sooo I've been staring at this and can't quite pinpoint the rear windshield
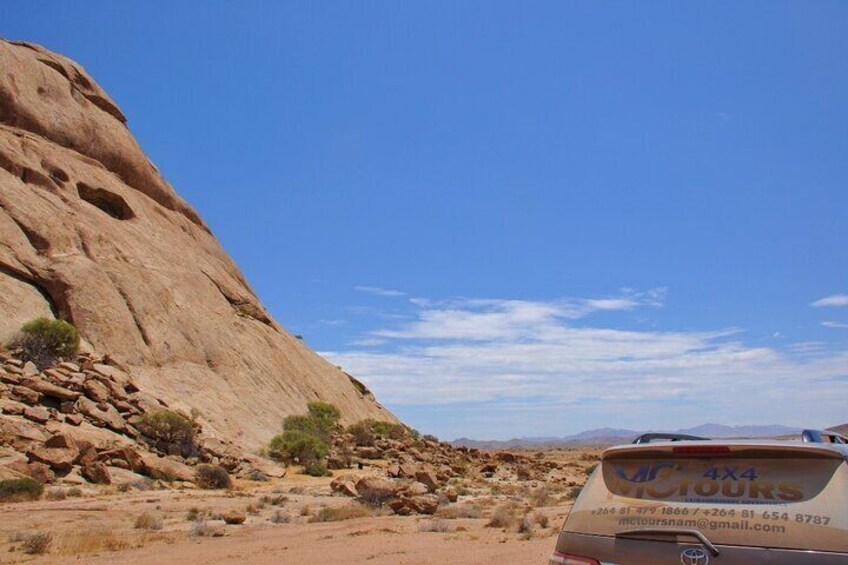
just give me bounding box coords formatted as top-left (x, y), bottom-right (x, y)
top-left (564, 451), bottom-right (848, 552)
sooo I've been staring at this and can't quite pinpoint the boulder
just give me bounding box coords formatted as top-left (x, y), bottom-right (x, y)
top-left (27, 461), bottom-right (55, 483)
top-left (98, 447), bottom-right (144, 472)
top-left (0, 39), bottom-right (399, 453)
top-left (139, 453), bottom-right (194, 482)
top-left (27, 442), bottom-right (80, 472)
top-left (330, 475), bottom-right (358, 497)
top-left (22, 378), bottom-right (80, 401)
top-left (223, 510), bottom-right (246, 525)
top-left (0, 398), bottom-right (26, 416)
top-left (355, 476), bottom-right (401, 503)
top-left (0, 416), bottom-right (48, 448)
top-left (83, 379), bottom-right (111, 403)
top-left (23, 406), bottom-right (50, 424)
top-left (75, 397), bottom-right (125, 431)
top-left (402, 494), bottom-right (440, 515)
top-left (415, 470), bottom-right (440, 492)
top-left (11, 385), bottom-right (40, 405)
top-left (81, 461), bottom-right (111, 484)
top-left (404, 481), bottom-right (430, 496)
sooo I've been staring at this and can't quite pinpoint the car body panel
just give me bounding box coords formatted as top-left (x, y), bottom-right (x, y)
top-left (554, 440), bottom-right (848, 564)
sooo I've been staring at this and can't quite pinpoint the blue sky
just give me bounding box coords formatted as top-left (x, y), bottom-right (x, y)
top-left (3, 2), bottom-right (847, 439)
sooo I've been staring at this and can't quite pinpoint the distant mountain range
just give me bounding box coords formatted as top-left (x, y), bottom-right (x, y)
top-left (451, 423), bottom-right (805, 449)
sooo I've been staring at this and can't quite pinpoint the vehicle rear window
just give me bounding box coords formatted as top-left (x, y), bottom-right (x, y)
top-left (563, 451), bottom-right (848, 552)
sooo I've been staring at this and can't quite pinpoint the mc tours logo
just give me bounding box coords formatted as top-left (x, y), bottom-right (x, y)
top-left (680, 547), bottom-right (709, 565)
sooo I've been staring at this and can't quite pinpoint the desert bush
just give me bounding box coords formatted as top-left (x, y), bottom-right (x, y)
top-left (8, 317), bottom-right (79, 370)
top-left (66, 487), bottom-right (83, 498)
top-left (186, 507), bottom-right (205, 521)
top-left (437, 503), bottom-right (482, 519)
top-left (0, 478), bottom-right (43, 502)
top-left (45, 488), bottom-right (66, 501)
top-left (22, 531), bottom-right (52, 555)
top-left (308, 503), bottom-right (371, 523)
top-left (419, 519), bottom-right (451, 533)
top-left (529, 486), bottom-right (554, 507)
top-left (269, 429), bottom-right (329, 463)
top-left (346, 419), bottom-right (410, 446)
top-left (486, 503), bottom-right (519, 529)
top-left (189, 520), bottom-right (222, 538)
top-left (347, 421), bottom-right (376, 447)
top-left (134, 512), bottom-right (163, 531)
top-left (306, 401), bottom-right (341, 433)
top-left (195, 464), bottom-right (231, 490)
top-left (270, 509), bottom-right (291, 524)
top-left (137, 410), bottom-right (197, 457)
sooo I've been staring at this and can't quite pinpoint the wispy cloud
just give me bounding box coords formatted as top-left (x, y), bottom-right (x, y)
top-left (355, 285), bottom-right (407, 298)
top-left (320, 289), bottom-right (848, 437)
top-left (822, 321), bottom-right (848, 329)
top-left (811, 294), bottom-right (848, 307)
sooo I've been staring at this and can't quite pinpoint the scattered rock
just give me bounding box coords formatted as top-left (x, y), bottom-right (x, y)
top-left (222, 510), bottom-right (246, 525)
top-left (23, 406), bottom-right (50, 424)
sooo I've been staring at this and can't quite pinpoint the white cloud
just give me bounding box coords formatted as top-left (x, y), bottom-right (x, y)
top-left (321, 291), bottom-right (848, 436)
top-left (355, 285), bottom-right (407, 298)
top-left (811, 294), bottom-right (848, 307)
top-left (822, 321), bottom-right (848, 329)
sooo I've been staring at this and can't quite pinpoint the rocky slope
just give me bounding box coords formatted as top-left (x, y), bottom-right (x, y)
top-left (0, 39), bottom-right (397, 450)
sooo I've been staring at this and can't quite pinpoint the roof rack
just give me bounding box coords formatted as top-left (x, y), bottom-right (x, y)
top-left (631, 433), bottom-right (707, 444)
top-left (802, 429), bottom-right (848, 445)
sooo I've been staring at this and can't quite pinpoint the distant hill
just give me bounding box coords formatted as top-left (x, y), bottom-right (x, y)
top-left (452, 423), bottom-right (803, 449)
top-left (827, 423), bottom-right (848, 436)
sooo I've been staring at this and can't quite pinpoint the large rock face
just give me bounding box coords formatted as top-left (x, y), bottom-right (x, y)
top-left (0, 39), bottom-right (397, 449)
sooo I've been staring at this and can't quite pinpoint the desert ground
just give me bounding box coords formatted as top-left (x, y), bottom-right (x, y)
top-left (0, 448), bottom-right (599, 564)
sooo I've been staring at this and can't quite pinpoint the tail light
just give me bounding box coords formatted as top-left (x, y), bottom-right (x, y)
top-left (549, 551), bottom-right (600, 565)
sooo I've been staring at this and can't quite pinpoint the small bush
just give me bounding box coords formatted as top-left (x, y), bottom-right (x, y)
top-left (566, 486), bottom-right (582, 500)
top-left (9, 318), bottom-right (79, 370)
top-left (22, 532), bottom-right (52, 555)
top-left (308, 504), bottom-right (371, 523)
top-left (419, 519), bottom-right (451, 533)
top-left (45, 488), bottom-right (66, 501)
top-left (529, 486), bottom-right (554, 507)
top-left (134, 512), bottom-right (163, 531)
top-left (437, 503), bottom-right (482, 519)
top-left (306, 401), bottom-right (341, 433)
top-left (270, 509), bottom-right (291, 524)
top-left (186, 507), bottom-right (205, 521)
top-left (0, 478), bottom-right (43, 502)
top-left (137, 410), bottom-right (197, 457)
top-left (268, 429), bottom-right (329, 465)
top-left (486, 503), bottom-right (519, 529)
top-left (189, 520), bottom-right (222, 538)
top-left (347, 421), bottom-right (376, 447)
top-left (195, 465), bottom-right (231, 490)
top-left (346, 419), bottom-right (410, 446)
top-left (66, 487), bottom-right (83, 498)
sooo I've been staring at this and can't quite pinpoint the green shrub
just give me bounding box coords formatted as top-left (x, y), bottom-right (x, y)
top-left (267, 402), bottom-right (342, 475)
top-left (195, 465), bottom-right (232, 489)
top-left (0, 478), bottom-right (43, 502)
top-left (268, 429), bottom-right (329, 465)
top-left (9, 318), bottom-right (79, 370)
top-left (307, 401), bottom-right (341, 432)
top-left (346, 419), bottom-right (410, 445)
top-left (137, 410), bottom-right (197, 457)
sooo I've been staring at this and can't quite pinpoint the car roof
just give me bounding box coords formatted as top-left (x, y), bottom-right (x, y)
top-left (603, 438), bottom-right (848, 460)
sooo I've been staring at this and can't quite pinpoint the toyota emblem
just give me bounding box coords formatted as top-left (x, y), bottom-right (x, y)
top-left (680, 547), bottom-right (709, 565)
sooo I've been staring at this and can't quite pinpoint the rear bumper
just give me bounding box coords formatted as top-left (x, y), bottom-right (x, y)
top-left (554, 531), bottom-right (848, 564)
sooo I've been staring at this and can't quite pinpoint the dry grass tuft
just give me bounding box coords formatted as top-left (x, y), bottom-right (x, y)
top-left (189, 520), bottom-right (224, 538)
top-left (134, 512), bottom-right (163, 531)
top-left (437, 503), bottom-right (482, 519)
top-left (486, 502), bottom-right (519, 529)
top-left (45, 488), bottom-right (67, 501)
top-left (308, 504), bottom-right (371, 523)
top-left (270, 509), bottom-right (291, 524)
top-left (22, 531), bottom-right (52, 555)
top-left (418, 519), bottom-right (451, 533)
